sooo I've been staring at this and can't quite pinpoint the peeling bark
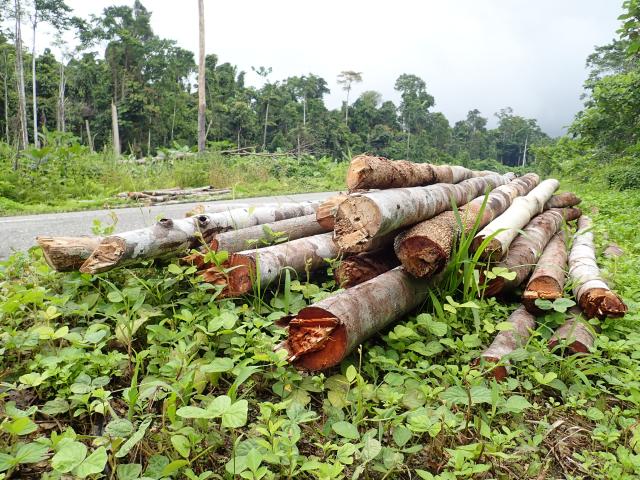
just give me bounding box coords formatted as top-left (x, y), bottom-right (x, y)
top-left (548, 308), bottom-right (595, 354)
top-left (395, 173), bottom-right (540, 278)
top-left (335, 173), bottom-right (515, 253)
top-left (345, 155), bottom-right (483, 191)
top-left (36, 236), bottom-right (102, 272)
top-left (476, 306), bottom-right (536, 381)
top-left (522, 231), bottom-right (567, 314)
top-left (568, 216), bottom-right (627, 319)
top-left (544, 192), bottom-right (581, 209)
top-left (484, 208), bottom-right (581, 297)
top-left (79, 203), bottom-right (318, 274)
top-left (275, 267), bottom-right (432, 371)
top-left (472, 179), bottom-right (559, 260)
top-left (334, 249), bottom-right (400, 288)
top-left (316, 194), bottom-right (348, 229)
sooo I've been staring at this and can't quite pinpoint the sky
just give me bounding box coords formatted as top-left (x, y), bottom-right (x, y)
top-left (53, 0), bottom-right (622, 137)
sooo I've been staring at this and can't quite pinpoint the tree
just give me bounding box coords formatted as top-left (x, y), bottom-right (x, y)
top-left (336, 70), bottom-right (362, 126)
top-left (394, 74), bottom-right (435, 158)
top-left (13, 0), bottom-right (28, 150)
top-left (252, 66), bottom-right (274, 151)
top-left (197, 0), bottom-right (205, 153)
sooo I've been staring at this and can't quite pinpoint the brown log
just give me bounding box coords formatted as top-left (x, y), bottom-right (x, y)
top-left (334, 249), bottom-right (400, 288)
top-left (544, 192), bottom-right (581, 209)
top-left (483, 207), bottom-right (581, 297)
top-left (316, 194), bottom-right (348, 230)
top-left (36, 236), bottom-right (102, 272)
top-left (522, 231), bottom-right (567, 314)
top-left (275, 267), bottom-right (432, 371)
top-left (568, 216), bottom-right (627, 319)
top-left (548, 308), bottom-right (595, 354)
top-left (394, 173), bottom-right (540, 278)
top-left (476, 306), bottom-right (536, 381)
top-left (335, 173), bottom-right (515, 253)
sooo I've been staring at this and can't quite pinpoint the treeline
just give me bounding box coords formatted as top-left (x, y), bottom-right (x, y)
top-left (0, 0), bottom-right (550, 165)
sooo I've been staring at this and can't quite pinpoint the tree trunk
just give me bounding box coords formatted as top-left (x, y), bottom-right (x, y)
top-left (3, 51), bottom-right (9, 144)
top-left (334, 249), bottom-right (399, 288)
top-left (346, 155), bottom-right (484, 191)
top-left (79, 203), bottom-right (319, 274)
top-left (568, 216), bottom-right (627, 319)
top-left (316, 193), bottom-right (348, 230)
top-left (475, 305), bottom-right (536, 381)
top-left (197, 0), bottom-right (206, 153)
top-left (14, 0), bottom-right (28, 150)
top-left (522, 231), bottom-right (567, 314)
top-left (334, 173), bottom-right (515, 253)
top-left (85, 119), bottom-right (94, 152)
top-left (544, 192), bottom-right (581, 209)
top-left (548, 307), bottom-right (595, 354)
top-left (472, 179), bottom-right (559, 260)
top-left (57, 62), bottom-right (66, 132)
top-left (31, 11), bottom-right (38, 148)
top-left (395, 173), bottom-right (540, 278)
top-left (262, 100), bottom-right (269, 151)
top-left (37, 236), bottom-right (102, 272)
top-left (111, 100), bottom-right (120, 156)
top-left (275, 267), bottom-right (431, 371)
top-left (483, 207), bottom-right (582, 297)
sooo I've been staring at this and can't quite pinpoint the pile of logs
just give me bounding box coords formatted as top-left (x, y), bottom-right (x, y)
top-left (116, 186), bottom-right (231, 205)
top-left (37, 154), bottom-right (627, 374)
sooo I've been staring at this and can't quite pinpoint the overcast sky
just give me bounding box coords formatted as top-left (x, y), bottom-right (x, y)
top-left (58, 0), bottom-right (622, 137)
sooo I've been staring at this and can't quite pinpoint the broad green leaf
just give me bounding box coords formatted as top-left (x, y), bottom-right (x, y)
top-left (41, 398), bottom-right (70, 416)
top-left (116, 418), bottom-right (152, 458)
top-left (105, 418), bottom-right (135, 438)
top-left (332, 421), bottom-right (359, 440)
top-left (245, 448), bottom-right (262, 472)
top-left (161, 459), bottom-right (189, 477)
top-left (222, 399), bottom-right (248, 428)
top-left (495, 321), bottom-right (514, 331)
top-left (117, 464), bottom-right (142, 480)
top-left (0, 453), bottom-right (16, 473)
top-left (207, 395), bottom-right (232, 417)
top-left (107, 291), bottom-right (124, 303)
top-left (360, 437), bottom-right (382, 462)
top-left (52, 441), bottom-right (87, 473)
top-left (74, 447), bottom-right (108, 478)
top-left (176, 406), bottom-right (211, 419)
top-left (201, 357), bottom-right (234, 373)
top-left (503, 395), bottom-right (532, 413)
top-left (2, 417), bottom-right (38, 436)
top-left (392, 426), bottom-right (412, 447)
top-left (171, 435), bottom-right (191, 458)
top-left (15, 443), bottom-right (49, 464)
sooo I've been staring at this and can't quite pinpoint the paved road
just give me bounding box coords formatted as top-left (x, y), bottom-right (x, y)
top-left (0, 191), bottom-right (335, 260)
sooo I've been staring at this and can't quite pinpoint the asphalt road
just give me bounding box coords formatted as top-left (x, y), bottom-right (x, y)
top-left (0, 191), bottom-right (335, 260)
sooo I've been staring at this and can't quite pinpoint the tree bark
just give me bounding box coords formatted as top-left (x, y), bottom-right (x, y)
top-left (37, 236), bottom-right (102, 272)
top-left (14, 0), bottom-right (29, 150)
top-left (472, 179), bottom-right (559, 260)
top-left (3, 50), bottom-right (9, 144)
top-left (475, 305), bottom-right (536, 381)
top-left (522, 231), bottom-right (567, 314)
top-left (85, 119), bottom-right (94, 152)
top-left (548, 307), bottom-right (595, 354)
top-left (395, 173), bottom-right (540, 278)
top-left (57, 62), bottom-right (66, 132)
top-left (197, 0), bottom-right (206, 153)
top-left (335, 173), bottom-right (515, 253)
top-left (346, 155), bottom-right (482, 191)
top-left (79, 203), bottom-right (318, 274)
top-left (275, 267), bottom-right (432, 371)
top-left (316, 193), bottom-right (348, 230)
top-left (544, 192), bottom-right (581, 209)
top-left (111, 100), bottom-right (120, 156)
top-left (334, 249), bottom-right (399, 288)
top-left (31, 9), bottom-right (38, 148)
top-left (568, 216), bottom-right (627, 319)
top-left (483, 207), bottom-right (581, 297)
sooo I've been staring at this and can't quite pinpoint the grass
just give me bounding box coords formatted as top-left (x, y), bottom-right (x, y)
top-left (0, 177), bottom-right (639, 479)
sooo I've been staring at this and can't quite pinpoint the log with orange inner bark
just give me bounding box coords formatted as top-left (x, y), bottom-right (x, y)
top-left (333, 249), bottom-right (400, 288)
top-left (483, 207), bottom-right (582, 297)
top-left (548, 307), bottom-right (595, 354)
top-left (522, 231), bottom-right (567, 314)
top-left (394, 173), bottom-right (540, 278)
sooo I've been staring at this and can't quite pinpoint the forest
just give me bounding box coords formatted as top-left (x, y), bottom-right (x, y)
top-left (0, 0), bottom-right (640, 479)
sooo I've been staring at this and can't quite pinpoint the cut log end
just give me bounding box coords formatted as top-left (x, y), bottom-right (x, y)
top-left (476, 357), bottom-right (508, 382)
top-left (316, 194), bottom-right (348, 230)
top-left (472, 236), bottom-right (502, 261)
top-left (200, 254), bottom-right (254, 297)
top-left (79, 237), bottom-right (127, 274)
top-left (549, 318), bottom-right (595, 354)
top-left (346, 155), bottom-right (375, 191)
top-left (522, 276), bottom-right (564, 314)
top-left (334, 196), bottom-right (382, 252)
top-left (484, 276), bottom-right (505, 298)
top-left (36, 236), bottom-right (102, 272)
top-left (334, 250), bottom-right (399, 288)
top-left (579, 288), bottom-right (627, 319)
top-left (395, 236), bottom-right (447, 278)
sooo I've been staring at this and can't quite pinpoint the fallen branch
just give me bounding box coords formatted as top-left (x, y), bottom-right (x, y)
top-left (568, 216), bottom-right (627, 319)
top-left (483, 207), bottom-right (581, 297)
top-left (472, 179), bottom-right (559, 260)
top-left (394, 173), bottom-right (540, 278)
top-left (335, 173), bottom-right (515, 253)
top-left (36, 236), bottom-right (103, 272)
top-left (548, 308), bottom-right (595, 354)
top-left (79, 203), bottom-right (318, 274)
top-left (476, 306), bottom-right (536, 381)
top-left (522, 231), bottom-right (567, 314)
top-left (334, 249), bottom-right (400, 288)
top-left (544, 192), bottom-right (581, 209)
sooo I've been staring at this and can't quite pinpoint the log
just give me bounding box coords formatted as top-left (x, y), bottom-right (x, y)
top-left (316, 194), bottom-right (348, 230)
top-left (275, 267), bottom-right (432, 371)
top-left (334, 173), bottom-right (515, 253)
top-left (334, 249), bottom-right (400, 288)
top-left (36, 236), bottom-right (103, 272)
top-left (548, 308), bottom-right (595, 354)
top-left (568, 216), bottom-right (627, 319)
top-left (79, 203), bottom-right (318, 274)
top-left (522, 231), bottom-right (567, 314)
top-left (483, 207), bottom-right (581, 297)
top-left (544, 192), bottom-right (581, 209)
top-left (394, 173), bottom-right (540, 278)
top-left (475, 306), bottom-right (536, 381)
top-left (472, 179), bottom-right (559, 260)
top-left (191, 200), bottom-right (320, 216)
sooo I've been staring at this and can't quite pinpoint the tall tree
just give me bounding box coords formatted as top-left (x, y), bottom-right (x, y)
top-left (13, 0), bottom-right (28, 150)
top-left (197, 0), bottom-right (205, 153)
top-left (337, 70), bottom-right (362, 126)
